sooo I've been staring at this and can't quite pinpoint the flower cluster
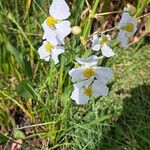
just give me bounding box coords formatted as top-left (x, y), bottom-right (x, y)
top-left (37, 1), bottom-right (138, 105)
top-left (68, 7), bottom-right (137, 104)
top-left (38, 0), bottom-right (71, 64)
top-left (69, 56), bottom-right (113, 105)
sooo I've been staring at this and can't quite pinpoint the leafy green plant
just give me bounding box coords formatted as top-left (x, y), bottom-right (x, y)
top-left (0, 0), bottom-right (150, 150)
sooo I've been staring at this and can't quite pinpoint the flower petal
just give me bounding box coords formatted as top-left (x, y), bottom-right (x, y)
top-left (118, 30), bottom-right (128, 48)
top-left (69, 68), bottom-right (85, 82)
top-left (79, 77), bottom-right (94, 87)
top-left (117, 12), bottom-right (131, 29)
top-left (91, 34), bottom-right (100, 51)
top-left (76, 55), bottom-right (101, 67)
top-left (42, 28), bottom-right (59, 45)
top-left (49, 0), bottom-right (70, 20)
top-left (93, 33), bottom-right (99, 41)
top-left (70, 77), bottom-right (94, 104)
top-left (42, 21), bottom-right (49, 32)
top-left (55, 20), bottom-right (71, 43)
top-left (101, 44), bottom-right (114, 57)
top-left (94, 67), bottom-right (113, 84)
top-left (51, 46), bottom-right (64, 64)
top-left (92, 43), bottom-right (100, 51)
top-left (123, 7), bottom-right (129, 12)
top-left (38, 42), bottom-right (50, 61)
top-left (51, 52), bottom-right (59, 64)
top-left (71, 85), bottom-right (89, 105)
top-left (92, 80), bottom-right (109, 97)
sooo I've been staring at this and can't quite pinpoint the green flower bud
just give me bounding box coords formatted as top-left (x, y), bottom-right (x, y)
top-left (129, 6), bottom-right (136, 16)
top-left (72, 26), bottom-right (82, 35)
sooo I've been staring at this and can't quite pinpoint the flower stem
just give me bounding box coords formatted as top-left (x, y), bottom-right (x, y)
top-left (82, 0), bottom-right (100, 39)
top-left (56, 55), bottom-right (64, 113)
top-left (94, 10), bottom-right (121, 18)
top-left (138, 12), bottom-right (150, 19)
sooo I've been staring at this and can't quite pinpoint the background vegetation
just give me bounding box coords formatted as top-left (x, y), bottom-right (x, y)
top-left (0, 0), bottom-right (150, 149)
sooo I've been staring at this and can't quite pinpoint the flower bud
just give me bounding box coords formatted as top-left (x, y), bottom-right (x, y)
top-left (129, 6), bottom-right (136, 16)
top-left (72, 26), bottom-right (82, 35)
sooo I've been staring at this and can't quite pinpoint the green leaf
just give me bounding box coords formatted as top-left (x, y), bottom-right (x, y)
top-left (17, 79), bottom-right (35, 99)
top-left (6, 42), bottom-right (25, 69)
top-left (24, 59), bottom-right (33, 79)
top-left (6, 42), bottom-right (32, 78)
top-left (2, 63), bottom-right (9, 76)
top-left (0, 133), bottom-right (8, 143)
top-left (13, 130), bottom-right (26, 139)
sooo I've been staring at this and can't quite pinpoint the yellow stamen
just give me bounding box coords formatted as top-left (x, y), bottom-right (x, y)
top-left (84, 86), bottom-right (93, 97)
top-left (124, 23), bottom-right (134, 32)
top-left (46, 16), bottom-right (58, 27)
top-left (44, 42), bottom-right (54, 52)
top-left (83, 68), bottom-right (95, 78)
top-left (101, 35), bottom-right (108, 45)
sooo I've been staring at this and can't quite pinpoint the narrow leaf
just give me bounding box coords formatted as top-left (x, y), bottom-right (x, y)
top-left (17, 79), bottom-right (35, 99)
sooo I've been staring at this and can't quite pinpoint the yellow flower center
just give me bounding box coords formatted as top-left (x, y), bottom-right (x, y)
top-left (44, 42), bottom-right (54, 52)
top-left (124, 23), bottom-right (134, 32)
top-left (84, 86), bottom-right (93, 97)
top-left (46, 16), bottom-right (58, 27)
top-left (101, 35), bottom-right (108, 45)
top-left (83, 68), bottom-right (95, 78)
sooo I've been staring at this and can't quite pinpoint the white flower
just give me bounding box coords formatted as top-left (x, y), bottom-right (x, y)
top-left (71, 77), bottom-right (109, 105)
top-left (69, 56), bottom-right (113, 105)
top-left (49, 0), bottom-right (70, 20)
top-left (38, 40), bottom-right (64, 64)
top-left (117, 7), bottom-right (137, 48)
top-left (91, 33), bottom-right (114, 57)
top-left (42, 0), bottom-right (71, 44)
top-left (69, 55), bottom-right (113, 84)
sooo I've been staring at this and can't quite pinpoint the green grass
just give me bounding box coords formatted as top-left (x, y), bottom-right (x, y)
top-left (0, 0), bottom-right (150, 149)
